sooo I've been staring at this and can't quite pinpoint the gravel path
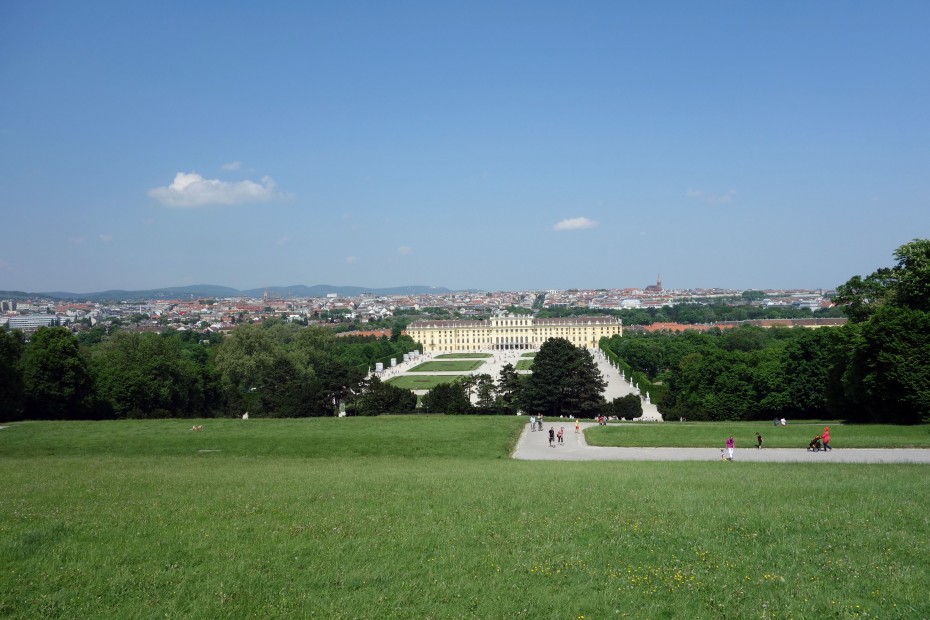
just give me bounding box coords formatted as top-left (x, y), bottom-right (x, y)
top-left (513, 422), bottom-right (930, 463)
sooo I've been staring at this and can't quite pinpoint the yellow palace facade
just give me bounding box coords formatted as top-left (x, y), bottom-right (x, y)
top-left (406, 315), bottom-right (623, 353)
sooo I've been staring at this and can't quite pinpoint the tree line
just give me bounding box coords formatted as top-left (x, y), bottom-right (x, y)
top-left (601, 239), bottom-right (930, 424)
top-left (538, 301), bottom-right (845, 325)
top-left (0, 321), bottom-right (421, 420)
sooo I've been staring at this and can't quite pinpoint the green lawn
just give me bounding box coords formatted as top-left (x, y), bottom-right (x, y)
top-left (520, 352), bottom-right (536, 358)
top-left (515, 359), bottom-right (534, 371)
top-left (433, 353), bottom-right (493, 359)
top-left (2, 418), bottom-right (929, 619)
top-left (585, 420), bottom-right (930, 449)
top-left (385, 374), bottom-right (466, 390)
top-left (409, 360), bottom-right (484, 372)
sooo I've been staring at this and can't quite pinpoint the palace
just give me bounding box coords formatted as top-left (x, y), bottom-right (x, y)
top-left (406, 315), bottom-right (622, 353)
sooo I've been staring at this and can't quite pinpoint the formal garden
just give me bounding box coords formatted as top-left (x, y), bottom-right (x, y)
top-left (408, 360), bottom-right (485, 372)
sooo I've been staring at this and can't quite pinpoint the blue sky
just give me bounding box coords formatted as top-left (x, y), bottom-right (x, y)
top-left (2, 1), bottom-right (928, 294)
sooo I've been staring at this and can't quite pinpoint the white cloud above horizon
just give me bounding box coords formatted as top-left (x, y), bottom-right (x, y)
top-left (222, 161), bottom-right (243, 171)
top-left (687, 189), bottom-right (737, 204)
top-left (148, 172), bottom-right (280, 207)
top-left (398, 246), bottom-right (413, 255)
top-left (553, 217), bottom-right (598, 231)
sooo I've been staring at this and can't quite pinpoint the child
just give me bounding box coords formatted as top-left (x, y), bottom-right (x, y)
top-left (755, 432), bottom-right (763, 449)
top-left (808, 435), bottom-right (822, 451)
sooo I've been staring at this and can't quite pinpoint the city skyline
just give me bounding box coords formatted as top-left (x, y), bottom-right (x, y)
top-left (2, 2), bottom-right (928, 293)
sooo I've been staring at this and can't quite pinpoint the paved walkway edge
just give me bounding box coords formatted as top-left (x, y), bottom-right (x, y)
top-left (512, 422), bottom-right (930, 463)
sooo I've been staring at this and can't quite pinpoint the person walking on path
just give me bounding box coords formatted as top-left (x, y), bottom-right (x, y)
top-left (548, 427), bottom-right (555, 448)
top-left (530, 415), bottom-right (536, 432)
top-left (726, 436), bottom-right (735, 461)
top-left (822, 426), bottom-right (832, 451)
top-left (755, 433), bottom-right (763, 449)
top-left (557, 427), bottom-right (564, 445)
top-left (575, 419), bottom-right (580, 433)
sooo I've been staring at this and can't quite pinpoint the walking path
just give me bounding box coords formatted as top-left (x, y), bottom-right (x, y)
top-left (513, 422), bottom-right (930, 463)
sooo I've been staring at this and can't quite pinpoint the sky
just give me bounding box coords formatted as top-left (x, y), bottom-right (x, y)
top-left (1, 1), bottom-right (928, 294)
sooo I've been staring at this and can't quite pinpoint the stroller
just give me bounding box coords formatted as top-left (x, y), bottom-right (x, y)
top-left (807, 435), bottom-right (822, 451)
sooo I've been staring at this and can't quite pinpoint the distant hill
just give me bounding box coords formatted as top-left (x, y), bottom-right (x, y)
top-left (240, 285), bottom-right (451, 298)
top-left (1, 284), bottom-right (451, 302)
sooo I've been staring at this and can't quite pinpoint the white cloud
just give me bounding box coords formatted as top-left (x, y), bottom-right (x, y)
top-left (553, 217), bottom-right (598, 231)
top-left (222, 161), bottom-right (243, 171)
top-left (346, 256), bottom-right (357, 264)
top-left (148, 172), bottom-right (280, 207)
top-left (398, 246), bottom-right (413, 255)
top-left (99, 234), bottom-right (113, 243)
top-left (687, 189), bottom-right (737, 204)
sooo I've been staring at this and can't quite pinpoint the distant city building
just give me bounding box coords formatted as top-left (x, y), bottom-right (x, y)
top-left (407, 315), bottom-right (622, 352)
top-left (6, 315), bottom-right (64, 332)
top-left (644, 273), bottom-right (663, 293)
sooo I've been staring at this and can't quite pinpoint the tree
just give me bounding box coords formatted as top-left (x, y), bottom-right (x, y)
top-left (495, 363), bottom-right (522, 415)
top-left (843, 305), bottom-right (930, 424)
top-left (354, 376), bottom-right (417, 416)
top-left (834, 270), bottom-right (895, 323)
top-left (474, 374), bottom-right (496, 412)
top-left (782, 328), bottom-right (845, 418)
top-left (20, 327), bottom-right (94, 419)
top-left (421, 381), bottom-right (473, 414)
top-left (891, 238), bottom-right (930, 311)
top-left (92, 332), bottom-right (210, 418)
top-left (521, 338), bottom-right (606, 418)
top-left (833, 239), bottom-right (930, 423)
top-left (0, 329), bottom-right (24, 420)
top-left (606, 393), bottom-right (642, 419)
top-left (214, 324), bottom-right (281, 393)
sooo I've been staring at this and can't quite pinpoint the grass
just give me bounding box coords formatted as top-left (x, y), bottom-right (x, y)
top-left (515, 359), bottom-right (534, 371)
top-left (2, 418), bottom-right (929, 619)
top-left (520, 352), bottom-right (536, 358)
top-left (409, 360), bottom-right (484, 372)
top-left (585, 420), bottom-right (930, 449)
top-left (433, 353), bottom-right (493, 359)
top-left (385, 375), bottom-right (466, 390)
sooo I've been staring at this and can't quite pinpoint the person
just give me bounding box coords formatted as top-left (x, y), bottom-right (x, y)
top-left (773, 417), bottom-right (778, 427)
top-left (780, 418), bottom-right (787, 426)
top-left (557, 427), bottom-right (564, 445)
top-left (755, 432), bottom-right (763, 449)
top-left (538, 414), bottom-right (544, 431)
top-left (530, 415), bottom-right (536, 432)
top-left (808, 435), bottom-right (822, 451)
top-left (575, 418), bottom-right (580, 433)
top-left (725, 436), bottom-right (735, 461)
top-left (822, 426), bottom-right (832, 451)
top-left (720, 449), bottom-right (727, 461)
top-left (548, 427), bottom-right (555, 448)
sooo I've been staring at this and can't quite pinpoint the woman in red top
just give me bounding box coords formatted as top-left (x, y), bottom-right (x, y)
top-left (822, 427), bottom-right (832, 451)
